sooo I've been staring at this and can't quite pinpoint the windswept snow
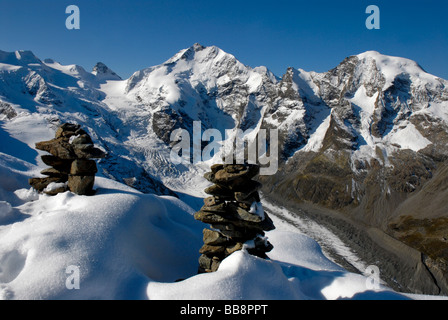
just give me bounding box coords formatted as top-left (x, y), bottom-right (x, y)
top-left (0, 148), bottom-right (415, 300)
top-left (386, 122), bottom-right (432, 152)
top-left (356, 51), bottom-right (439, 90)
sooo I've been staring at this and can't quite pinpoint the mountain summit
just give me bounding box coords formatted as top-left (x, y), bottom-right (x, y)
top-left (92, 62), bottom-right (122, 81)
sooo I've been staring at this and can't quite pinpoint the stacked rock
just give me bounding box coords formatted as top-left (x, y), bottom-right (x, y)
top-left (29, 123), bottom-right (106, 196)
top-left (194, 163), bottom-right (275, 273)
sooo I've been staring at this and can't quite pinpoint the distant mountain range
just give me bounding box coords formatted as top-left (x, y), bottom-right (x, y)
top-left (1, 44), bottom-right (447, 294)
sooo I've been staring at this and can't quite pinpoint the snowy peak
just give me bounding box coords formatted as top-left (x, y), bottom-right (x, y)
top-left (0, 50), bottom-right (42, 66)
top-left (123, 44), bottom-right (278, 135)
top-left (354, 51), bottom-right (445, 91)
top-left (92, 62), bottom-right (122, 81)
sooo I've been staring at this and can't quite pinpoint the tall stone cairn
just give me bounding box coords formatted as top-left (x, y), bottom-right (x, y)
top-left (29, 123), bottom-right (106, 196)
top-left (194, 163), bottom-right (275, 273)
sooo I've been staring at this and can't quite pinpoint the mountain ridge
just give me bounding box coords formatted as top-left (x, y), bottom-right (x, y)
top-left (1, 44), bottom-right (448, 294)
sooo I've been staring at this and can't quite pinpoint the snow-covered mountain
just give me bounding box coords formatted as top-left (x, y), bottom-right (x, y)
top-left (1, 44), bottom-right (448, 296)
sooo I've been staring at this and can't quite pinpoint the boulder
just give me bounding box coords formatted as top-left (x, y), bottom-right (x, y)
top-left (68, 175), bottom-right (95, 196)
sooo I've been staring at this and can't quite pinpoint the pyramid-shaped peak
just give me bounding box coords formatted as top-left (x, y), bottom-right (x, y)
top-left (192, 43), bottom-right (206, 51)
top-left (92, 62), bottom-right (122, 81)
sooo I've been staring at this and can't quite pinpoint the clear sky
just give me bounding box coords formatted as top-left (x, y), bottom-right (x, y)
top-left (0, 0), bottom-right (447, 80)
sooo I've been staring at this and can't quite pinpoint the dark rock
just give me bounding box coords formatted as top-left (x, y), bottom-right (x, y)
top-left (199, 244), bottom-right (226, 255)
top-left (232, 180), bottom-right (262, 194)
top-left (210, 164), bottom-right (224, 173)
top-left (41, 155), bottom-right (73, 173)
top-left (198, 255), bottom-right (221, 273)
top-left (55, 123), bottom-right (81, 139)
top-left (234, 190), bottom-right (260, 202)
top-left (228, 203), bottom-right (263, 223)
top-left (67, 175), bottom-right (95, 195)
top-left (214, 164), bottom-right (260, 183)
top-left (70, 159), bottom-right (98, 175)
top-left (204, 196), bottom-right (224, 207)
top-left (203, 228), bottom-right (230, 246)
top-left (29, 177), bottom-right (65, 192)
top-left (35, 138), bottom-right (76, 159)
top-left (40, 168), bottom-right (68, 178)
top-left (204, 184), bottom-right (233, 198)
top-left (194, 210), bottom-right (232, 225)
top-left (200, 202), bottom-right (228, 214)
top-left (72, 144), bottom-right (106, 159)
top-left (225, 242), bottom-right (244, 256)
top-left (71, 134), bottom-right (93, 145)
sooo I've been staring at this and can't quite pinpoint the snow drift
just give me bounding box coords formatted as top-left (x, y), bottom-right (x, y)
top-left (0, 149), bottom-right (413, 300)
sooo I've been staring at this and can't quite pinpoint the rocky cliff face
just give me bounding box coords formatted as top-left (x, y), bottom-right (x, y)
top-left (1, 45), bottom-right (448, 294)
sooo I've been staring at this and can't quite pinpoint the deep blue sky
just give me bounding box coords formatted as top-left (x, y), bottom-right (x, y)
top-left (1, 0), bottom-right (447, 79)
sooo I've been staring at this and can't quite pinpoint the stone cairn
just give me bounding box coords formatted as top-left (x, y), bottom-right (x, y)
top-left (29, 123), bottom-right (106, 196)
top-left (194, 163), bottom-right (275, 273)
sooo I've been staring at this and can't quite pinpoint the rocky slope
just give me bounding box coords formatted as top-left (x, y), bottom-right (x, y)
top-left (1, 45), bottom-right (448, 294)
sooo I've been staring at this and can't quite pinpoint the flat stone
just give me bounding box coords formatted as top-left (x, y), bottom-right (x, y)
top-left (223, 164), bottom-right (247, 173)
top-left (73, 144), bottom-right (106, 159)
top-left (29, 177), bottom-right (65, 192)
top-left (41, 156), bottom-right (73, 173)
top-left (214, 164), bottom-right (260, 183)
top-left (203, 196), bottom-right (224, 207)
top-left (225, 242), bottom-right (244, 256)
top-left (55, 123), bottom-right (81, 138)
top-left (204, 172), bottom-right (218, 184)
top-left (199, 244), bottom-right (226, 255)
top-left (40, 167), bottom-right (68, 178)
top-left (203, 228), bottom-right (230, 245)
top-left (194, 210), bottom-right (231, 225)
top-left (59, 123), bottom-right (81, 132)
top-left (71, 134), bottom-right (93, 145)
top-left (234, 191), bottom-right (260, 202)
top-left (200, 202), bottom-right (227, 214)
top-left (228, 203), bottom-right (263, 223)
top-left (35, 138), bottom-right (76, 159)
top-left (212, 224), bottom-right (263, 240)
top-left (204, 184), bottom-right (233, 198)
